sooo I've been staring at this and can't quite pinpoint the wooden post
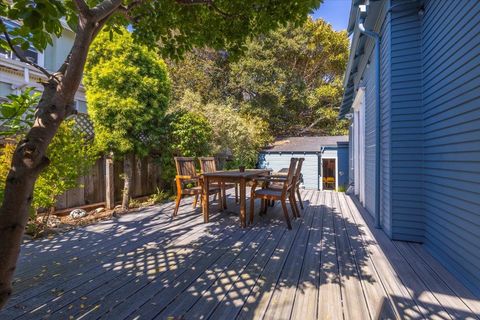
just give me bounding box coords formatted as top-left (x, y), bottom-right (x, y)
top-left (105, 155), bottom-right (115, 210)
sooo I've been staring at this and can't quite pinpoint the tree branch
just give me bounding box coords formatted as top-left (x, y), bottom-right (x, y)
top-left (91, 0), bottom-right (123, 22)
top-left (73, 0), bottom-right (92, 17)
top-left (0, 21), bottom-right (54, 80)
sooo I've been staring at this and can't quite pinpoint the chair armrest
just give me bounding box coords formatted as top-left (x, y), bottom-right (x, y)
top-left (176, 175), bottom-right (198, 180)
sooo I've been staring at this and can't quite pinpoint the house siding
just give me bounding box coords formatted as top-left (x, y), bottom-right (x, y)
top-left (389, 0), bottom-right (424, 242)
top-left (421, 0), bottom-right (480, 295)
top-left (259, 153), bottom-right (320, 189)
top-left (364, 55), bottom-right (377, 218)
top-left (380, 9), bottom-right (392, 236)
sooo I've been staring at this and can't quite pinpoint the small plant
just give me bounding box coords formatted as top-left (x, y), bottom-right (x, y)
top-left (337, 185), bottom-right (347, 193)
top-left (148, 188), bottom-right (171, 205)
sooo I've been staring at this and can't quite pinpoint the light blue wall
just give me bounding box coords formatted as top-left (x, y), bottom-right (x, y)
top-left (258, 153), bottom-right (319, 189)
top-left (420, 0), bottom-right (480, 296)
top-left (258, 147), bottom-right (350, 190)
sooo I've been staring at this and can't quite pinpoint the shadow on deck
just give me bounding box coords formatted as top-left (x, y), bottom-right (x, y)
top-left (2, 190), bottom-right (479, 320)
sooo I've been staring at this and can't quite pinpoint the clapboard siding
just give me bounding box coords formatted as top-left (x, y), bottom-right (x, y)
top-left (380, 13), bottom-right (392, 236)
top-left (389, 0), bottom-right (424, 242)
top-left (421, 0), bottom-right (480, 296)
top-left (363, 56), bottom-right (376, 218)
top-left (259, 153), bottom-right (319, 189)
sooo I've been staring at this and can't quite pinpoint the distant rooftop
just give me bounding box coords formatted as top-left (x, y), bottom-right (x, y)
top-left (262, 136), bottom-right (349, 152)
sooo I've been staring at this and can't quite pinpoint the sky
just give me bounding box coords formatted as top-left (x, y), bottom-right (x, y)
top-left (311, 0), bottom-right (351, 31)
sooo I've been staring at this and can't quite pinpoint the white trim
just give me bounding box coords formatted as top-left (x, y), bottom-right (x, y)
top-left (352, 87), bottom-right (366, 204)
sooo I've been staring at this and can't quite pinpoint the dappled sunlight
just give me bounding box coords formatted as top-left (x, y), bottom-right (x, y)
top-left (2, 190), bottom-right (479, 320)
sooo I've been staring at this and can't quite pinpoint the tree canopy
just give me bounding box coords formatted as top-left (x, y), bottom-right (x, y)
top-left (168, 18), bottom-right (349, 137)
top-left (84, 29), bottom-right (171, 157)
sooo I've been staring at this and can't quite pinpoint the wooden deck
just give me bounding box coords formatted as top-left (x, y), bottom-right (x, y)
top-left (2, 190), bottom-right (480, 319)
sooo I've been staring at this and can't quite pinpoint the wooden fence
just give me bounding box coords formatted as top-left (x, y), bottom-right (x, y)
top-left (56, 155), bottom-right (162, 210)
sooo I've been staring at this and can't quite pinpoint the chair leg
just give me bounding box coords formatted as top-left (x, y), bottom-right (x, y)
top-left (281, 199), bottom-right (292, 230)
top-left (262, 200), bottom-right (268, 215)
top-left (292, 192), bottom-right (301, 218)
top-left (289, 194), bottom-right (298, 218)
top-left (296, 188), bottom-right (304, 209)
top-left (173, 195), bottom-right (182, 217)
top-left (249, 195), bottom-right (256, 224)
top-left (193, 194), bottom-right (198, 208)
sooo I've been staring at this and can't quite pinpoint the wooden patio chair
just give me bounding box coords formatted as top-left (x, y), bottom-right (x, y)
top-left (173, 157), bottom-right (222, 217)
top-left (198, 157), bottom-right (239, 205)
top-left (249, 158), bottom-right (298, 229)
top-left (265, 158), bottom-right (305, 214)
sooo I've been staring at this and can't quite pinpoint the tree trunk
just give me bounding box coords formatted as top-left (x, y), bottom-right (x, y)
top-left (122, 155), bottom-right (132, 210)
top-left (0, 19), bottom-right (98, 310)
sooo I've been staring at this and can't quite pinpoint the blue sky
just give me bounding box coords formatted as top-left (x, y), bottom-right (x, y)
top-left (311, 0), bottom-right (351, 31)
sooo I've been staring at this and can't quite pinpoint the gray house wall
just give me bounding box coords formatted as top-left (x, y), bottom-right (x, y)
top-left (421, 0), bottom-right (480, 295)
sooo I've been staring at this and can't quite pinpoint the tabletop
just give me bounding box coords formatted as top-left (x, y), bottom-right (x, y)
top-left (202, 169), bottom-right (270, 179)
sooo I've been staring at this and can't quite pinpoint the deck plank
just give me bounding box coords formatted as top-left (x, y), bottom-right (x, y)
top-left (3, 199), bottom-right (205, 318)
top-left (408, 242), bottom-right (480, 317)
top-left (289, 191), bottom-right (325, 320)
top-left (331, 192), bottom-right (370, 320)
top-left (394, 241), bottom-right (479, 319)
top-left (336, 192), bottom-right (397, 320)
top-left (2, 190), bottom-right (479, 320)
top-left (236, 190), bottom-right (316, 320)
top-left (262, 191), bottom-right (319, 320)
top-left (344, 194), bottom-right (436, 319)
top-left (317, 191), bottom-right (343, 320)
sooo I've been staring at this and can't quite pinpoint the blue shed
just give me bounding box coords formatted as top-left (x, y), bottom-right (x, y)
top-left (258, 136), bottom-right (349, 190)
top-left (340, 0), bottom-right (480, 296)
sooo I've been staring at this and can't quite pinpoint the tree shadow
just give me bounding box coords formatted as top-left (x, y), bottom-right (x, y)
top-left (2, 190), bottom-right (478, 320)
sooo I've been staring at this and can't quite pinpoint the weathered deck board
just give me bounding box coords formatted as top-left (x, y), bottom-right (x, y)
top-left (2, 190), bottom-right (479, 320)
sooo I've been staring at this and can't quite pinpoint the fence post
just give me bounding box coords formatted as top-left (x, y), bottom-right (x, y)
top-left (105, 155), bottom-right (115, 210)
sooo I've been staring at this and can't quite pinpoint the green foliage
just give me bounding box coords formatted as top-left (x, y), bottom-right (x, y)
top-left (0, 0), bottom-right (321, 65)
top-left (147, 187), bottom-right (172, 205)
top-left (229, 18), bottom-right (350, 136)
top-left (32, 120), bottom-right (96, 211)
top-left (84, 29), bottom-right (171, 157)
top-left (169, 18), bottom-right (349, 137)
top-left (176, 90), bottom-right (272, 168)
top-left (0, 90), bottom-right (95, 212)
top-left (0, 88), bottom-right (40, 136)
top-left (169, 110), bottom-right (213, 158)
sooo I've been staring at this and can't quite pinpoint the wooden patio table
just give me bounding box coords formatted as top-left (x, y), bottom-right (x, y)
top-left (201, 169), bottom-right (271, 227)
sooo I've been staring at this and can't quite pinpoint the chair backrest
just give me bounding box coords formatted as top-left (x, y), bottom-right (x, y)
top-left (283, 158), bottom-right (298, 193)
top-left (174, 157), bottom-right (197, 178)
top-left (198, 157), bottom-right (217, 173)
top-left (293, 158), bottom-right (305, 186)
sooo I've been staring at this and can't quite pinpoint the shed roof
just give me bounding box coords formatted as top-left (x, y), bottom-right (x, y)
top-left (262, 136), bottom-right (349, 153)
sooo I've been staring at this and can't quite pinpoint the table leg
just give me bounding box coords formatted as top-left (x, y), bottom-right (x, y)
top-left (202, 176), bottom-right (210, 223)
top-left (222, 182), bottom-right (227, 209)
top-left (239, 178), bottom-right (246, 228)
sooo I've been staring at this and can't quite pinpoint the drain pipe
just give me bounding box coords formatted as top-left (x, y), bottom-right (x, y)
top-left (357, 4), bottom-right (382, 229)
